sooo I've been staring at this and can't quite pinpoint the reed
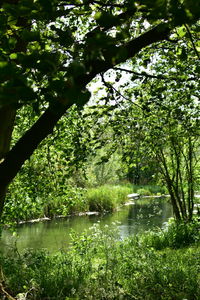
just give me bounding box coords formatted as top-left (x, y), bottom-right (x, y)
top-left (86, 184), bottom-right (133, 212)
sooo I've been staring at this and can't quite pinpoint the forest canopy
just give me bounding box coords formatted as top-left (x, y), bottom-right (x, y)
top-left (0, 0), bottom-right (199, 220)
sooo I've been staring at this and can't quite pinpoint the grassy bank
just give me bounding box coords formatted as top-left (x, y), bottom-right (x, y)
top-left (2, 184), bottom-right (134, 224)
top-left (86, 184), bottom-right (133, 212)
top-left (2, 183), bottom-right (168, 225)
top-left (0, 219), bottom-right (199, 299)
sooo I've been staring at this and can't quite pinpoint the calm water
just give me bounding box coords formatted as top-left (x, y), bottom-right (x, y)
top-left (0, 198), bottom-right (172, 253)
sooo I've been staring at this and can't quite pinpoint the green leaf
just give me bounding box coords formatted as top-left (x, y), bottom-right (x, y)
top-left (9, 53), bottom-right (18, 60)
top-left (177, 26), bottom-right (186, 38)
top-left (0, 61), bottom-right (8, 68)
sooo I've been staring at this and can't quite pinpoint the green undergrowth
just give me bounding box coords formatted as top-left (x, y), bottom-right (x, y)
top-left (2, 183), bottom-right (167, 225)
top-left (2, 184), bottom-right (133, 225)
top-left (0, 219), bottom-right (199, 299)
top-left (132, 184), bottom-right (167, 196)
top-left (140, 217), bottom-right (200, 249)
top-left (86, 184), bottom-right (133, 212)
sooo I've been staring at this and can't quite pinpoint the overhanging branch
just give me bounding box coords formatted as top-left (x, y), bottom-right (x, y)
top-left (0, 23), bottom-right (171, 187)
top-left (113, 67), bottom-right (199, 81)
top-left (184, 24), bottom-right (200, 60)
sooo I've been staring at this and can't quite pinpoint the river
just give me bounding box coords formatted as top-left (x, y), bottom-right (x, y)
top-left (0, 197), bottom-right (172, 253)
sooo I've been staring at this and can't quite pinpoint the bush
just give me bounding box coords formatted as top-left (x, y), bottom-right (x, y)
top-left (3, 186), bottom-right (88, 224)
top-left (0, 221), bottom-right (199, 300)
top-left (132, 184), bottom-right (167, 195)
top-left (44, 187), bottom-right (88, 217)
top-left (137, 188), bottom-right (152, 196)
top-left (139, 217), bottom-right (200, 250)
top-left (3, 184), bottom-right (132, 224)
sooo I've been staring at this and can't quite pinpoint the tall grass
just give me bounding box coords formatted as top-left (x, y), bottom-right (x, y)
top-left (86, 184), bottom-right (133, 212)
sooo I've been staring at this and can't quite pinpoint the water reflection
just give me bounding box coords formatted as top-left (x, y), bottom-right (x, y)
top-left (119, 199), bottom-right (172, 238)
top-left (0, 198), bottom-right (173, 253)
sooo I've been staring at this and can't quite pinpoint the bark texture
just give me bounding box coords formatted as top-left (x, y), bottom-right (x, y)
top-left (0, 106), bottom-right (16, 160)
top-left (0, 105), bottom-right (16, 218)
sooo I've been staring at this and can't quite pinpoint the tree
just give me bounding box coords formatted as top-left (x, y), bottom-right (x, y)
top-left (0, 0), bottom-right (199, 219)
top-left (132, 24), bottom-right (200, 221)
top-left (93, 43), bottom-right (200, 221)
top-left (140, 91), bottom-right (200, 221)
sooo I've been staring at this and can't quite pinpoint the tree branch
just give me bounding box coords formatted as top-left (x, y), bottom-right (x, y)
top-left (113, 67), bottom-right (199, 81)
top-left (86, 23), bottom-right (170, 80)
top-left (113, 67), bottom-right (169, 80)
top-left (100, 73), bottom-right (142, 109)
top-left (0, 282), bottom-right (16, 300)
top-left (0, 23), bottom-right (171, 188)
top-left (91, 0), bottom-right (126, 8)
top-left (59, 0), bottom-right (126, 8)
top-left (184, 24), bottom-right (200, 60)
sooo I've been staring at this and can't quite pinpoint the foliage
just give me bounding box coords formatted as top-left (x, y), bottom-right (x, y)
top-left (0, 221), bottom-right (199, 299)
top-left (137, 217), bottom-right (200, 249)
top-left (2, 186), bottom-right (88, 225)
top-left (136, 188), bottom-right (152, 196)
top-left (2, 184), bottom-right (133, 224)
top-left (87, 39), bottom-right (200, 220)
top-left (0, 0), bottom-right (199, 220)
top-left (86, 184), bottom-right (132, 212)
top-left (2, 103), bottom-right (134, 224)
top-left (133, 185), bottom-right (167, 195)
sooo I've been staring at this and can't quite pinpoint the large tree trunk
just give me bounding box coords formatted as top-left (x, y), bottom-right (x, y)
top-left (0, 105), bottom-right (16, 160)
top-left (0, 10), bottom-right (28, 219)
top-left (0, 103), bottom-right (66, 218)
top-left (0, 106), bottom-right (16, 219)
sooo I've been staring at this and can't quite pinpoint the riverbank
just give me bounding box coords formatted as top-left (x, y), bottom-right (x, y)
top-left (1, 196), bottom-right (173, 253)
top-left (2, 184), bottom-right (166, 226)
top-left (0, 218), bottom-right (199, 299)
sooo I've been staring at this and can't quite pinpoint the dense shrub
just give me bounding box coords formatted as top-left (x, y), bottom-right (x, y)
top-left (2, 185), bottom-right (88, 224)
top-left (139, 217), bottom-right (200, 249)
top-left (133, 185), bottom-right (167, 196)
top-left (0, 220), bottom-right (199, 300)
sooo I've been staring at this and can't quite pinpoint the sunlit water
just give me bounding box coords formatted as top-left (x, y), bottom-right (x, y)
top-left (0, 198), bottom-right (172, 253)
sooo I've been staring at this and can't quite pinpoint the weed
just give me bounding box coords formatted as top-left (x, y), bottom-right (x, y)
top-left (0, 220), bottom-right (199, 300)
